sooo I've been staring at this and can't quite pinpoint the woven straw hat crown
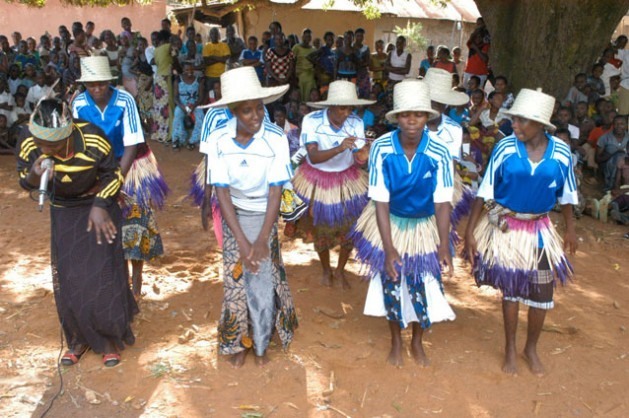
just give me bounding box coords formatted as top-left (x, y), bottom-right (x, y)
top-left (505, 88), bottom-right (556, 130)
top-left (76, 56), bottom-right (116, 83)
top-left (307, 80), bottom-right (375, 108)
top-left (202, 67), bottom-right (289, 108)
top-left (424, 68), bottom-right (469, 106)
top-left (386, 80), bottom-right (439, 122)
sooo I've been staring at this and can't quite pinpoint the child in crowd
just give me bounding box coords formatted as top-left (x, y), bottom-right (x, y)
top-left (564, 73), bottom-right (588, 107)
top-left (10, 92), bottom-right (30, 126)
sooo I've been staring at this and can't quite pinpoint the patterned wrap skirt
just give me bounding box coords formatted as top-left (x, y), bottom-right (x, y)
top-left (350, 203), bottom-right (456, 328)
top-left (217, 210), bottom-right (298, 356)
top-left (51, 203), bottom-right (138, 353)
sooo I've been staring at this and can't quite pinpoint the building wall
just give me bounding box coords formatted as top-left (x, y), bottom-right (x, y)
top-left (0, 0), bottom-right (165, 40)
top-left (242, 6), bottom-right (475, 75)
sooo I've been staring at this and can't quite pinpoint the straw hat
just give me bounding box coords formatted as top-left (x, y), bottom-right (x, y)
top-left (424, 68), bottom-right (469, 106)
top-left (76, 56), bottom-right (116, 83)
top-left (202, 67), bottom-right (289, 108)
top-left (504, 88), bottom-right (556, 130)
top-left (385, 80), bottom-right (439, 122)
top-left (307, 80), bottom-right (375, 108)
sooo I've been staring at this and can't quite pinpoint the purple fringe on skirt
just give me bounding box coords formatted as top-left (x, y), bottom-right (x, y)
top-left (301, 192), bottom-right (369, 227)
top-left (350, 227), bottom-right (442, 283)
top-left (451, 185), bottom-right (475, 229)
top-left (189, 170), bottom-right (206, 207)
top-left (473, 254), bottom-right (574, 298)
top-left (121, 175), bottom-right (169, 218)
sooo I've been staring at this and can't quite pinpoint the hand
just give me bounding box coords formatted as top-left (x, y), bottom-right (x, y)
top-left (438, 243), bottom-right (454, 277)
top-left (463, 230), bottom-right (478, 268)
top-left (87, 206), bottom-right (117, 245)
top-left (339, 136), bottom-right (357, 152)
top-left (237, 239), bottom-right (255, 272)
top-left (384, 247), bottom-right (402, 281)
top-left (563, 228), bottom-right (578, 255)
top-left (248, 238), bottom-right (270, 274)
top-left (201, 194), bottom-right (212, 231)
top-left (31, 155), bottom-right (54, 179)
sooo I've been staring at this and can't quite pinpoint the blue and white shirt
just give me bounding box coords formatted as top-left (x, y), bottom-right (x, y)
top-left (369, 130), bottom-right (454, 218)
top-left (72, 87), bottom-right (144, 159)
top-left (477, 134), bottom-right (578, 214)
top-left (426, 114), bottom-right (463, 160)
top-left (206, 118), bottom-right (292, 212)
top-left (301, 109), bottom-right (365, 172)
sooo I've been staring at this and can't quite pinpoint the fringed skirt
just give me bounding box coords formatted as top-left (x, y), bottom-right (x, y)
top-left (350, 203), bottom-right (456, 328)
top-left (451, 172), bottom-right (475, 231)
top-left (189, 157), bottom-right (223, 247)
top-left (292, 162), bottom-right (368, 252)
top-left (473, 208), bottom-right (573, 309)
top-left (51, 204), bottom-right (138, 353)
top-left (121, 144), bottom-right (168, 261)
top-left (217, 211), bottom-right (298, 356)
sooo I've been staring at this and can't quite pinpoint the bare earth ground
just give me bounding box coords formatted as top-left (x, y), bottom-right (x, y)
top-left (0, 144), bottom-right (628, 418)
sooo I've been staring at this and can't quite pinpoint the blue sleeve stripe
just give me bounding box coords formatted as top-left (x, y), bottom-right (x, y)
top-left (212, 183), bottom-right (230, 188)
top-left (269, 180), bottom-right (289, 187)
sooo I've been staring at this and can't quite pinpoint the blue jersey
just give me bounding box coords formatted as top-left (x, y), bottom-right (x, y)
top-left (72, 87), bottom-right (144, 159)
top-left (199, 106), bottom-right (271, 155)
top-left (477, 134), bottom-right (578, 214)
top-left (369, 129), bottom-right (453, 218)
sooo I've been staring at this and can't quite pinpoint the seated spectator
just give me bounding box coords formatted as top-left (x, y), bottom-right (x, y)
top-left (452, 46), bottom-right (466, 86)
top-left (25, 70), bottom-right (52, 111)
top-left (457, 130), bottom-right (482, 190)
top-left (555, 106), bottom-right (580, 141)
top-left (9, 92), bottom-right (30, 126)
top-left (7, 64), bottom-right (22, 95)
top-left (433, 46), bottom-right (456, 74)
top-left (470, 91), bottom-right (510, 130)
top-left (597, 115), bottom-right (628, 191)
top-left (466, 75), bottom-right (481, 95)
top-left (492, 75), bottom-right (514, 109)
top-left (239, 36), bottom-right (264, 82)
top-left (0, 77), bottom-right (14, 123)
top-left (21, 63), bottom-right (37, 89)
top-left (14, 40), bottom-right (39, 72)
top-left (0, 114), bottom-right (12, 155)
top-left (354, 105), bottom-right (375, 131)
top-left (564, 73), bottom-right (588, 107)
top-left (609, 189), bottom-right (629, 225)
top-left (469, 88), bottom-right (486, 113)
top-left (583, 109), bottom-right (616, 172)
top-left (447, 100), bottom-right (471, 126)
top-left (574, 101), bottom-right (591, 126)
top-left (588, 63), bottom-right (605, 100)
top-left (208, 81), bottom-right (221, 104)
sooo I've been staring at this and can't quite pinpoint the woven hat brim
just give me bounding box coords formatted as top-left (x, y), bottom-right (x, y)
top-left (200, 84), bottom-right (289, 109)
top-left (306, 98), bottom-right (376, 109)
top-left (430, 90), bottom-right (469, 106)
top-left (503, 109), bottom-right (557, 131)
top-left (385, 107), bottom-right (440, 123)
top-left (76, 74), bottom-right (118, 83)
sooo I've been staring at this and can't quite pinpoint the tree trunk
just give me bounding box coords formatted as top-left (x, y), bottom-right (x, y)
top-left (474, 0), bottom-right (629, 99)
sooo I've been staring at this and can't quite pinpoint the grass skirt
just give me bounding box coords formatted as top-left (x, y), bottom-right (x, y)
top-left (292, 162), bottom-right (368, 228)
top-left (473, 212), bottom-right (573, 298)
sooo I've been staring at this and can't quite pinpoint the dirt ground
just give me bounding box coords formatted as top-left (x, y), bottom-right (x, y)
top-left (0, 143), bottom-right (628, 418)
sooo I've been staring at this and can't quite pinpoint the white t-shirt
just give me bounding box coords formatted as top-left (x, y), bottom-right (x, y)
top-left (617, 49), bottom-right (629, 90)
top-left (301, 109), bottom-right (365, 172)
top-left (145, 46), bottom-right (157, 77)
top-left (206, 118), bottom-right (292, 212)
top-left (427, 114), bottom-right (463, 160)
top-left (9, 105), bottom-right (30, 125)
top-left (479, 108), bottom-right (511, 129)
top-left (26, 84), bottom-right (52, 110)
top-left (0, 91), bottom-right (15, 122)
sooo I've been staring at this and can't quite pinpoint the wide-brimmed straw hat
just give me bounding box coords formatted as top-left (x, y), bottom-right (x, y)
top-left (504, 88), bottom-right (556, 131)
top-left (202, 67), bottom-right (289, 108)
top-left (76, 56), bottom-right (117, 83)
top-left (307, 80), bottom-right (375, 108)
top-left (424, 68), bottom-right (469, 106)
top-left (385, 80), bottom-right (439, 122)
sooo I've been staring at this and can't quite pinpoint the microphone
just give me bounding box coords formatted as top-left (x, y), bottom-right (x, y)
top-left (38, 159), bottom-right (53, 212)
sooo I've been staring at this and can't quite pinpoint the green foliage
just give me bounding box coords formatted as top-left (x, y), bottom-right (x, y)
top-left (393, 20), bottom-right (427, 52)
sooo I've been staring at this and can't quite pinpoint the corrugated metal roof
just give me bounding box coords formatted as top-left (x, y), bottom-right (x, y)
top-left (300, 0), bottom-right (480, 22)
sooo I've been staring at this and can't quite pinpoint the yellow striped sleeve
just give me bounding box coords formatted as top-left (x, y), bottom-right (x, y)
top-left (19, 138), bottom-right (36, 161)
top-left (97, 169), bottom-right (124, 199)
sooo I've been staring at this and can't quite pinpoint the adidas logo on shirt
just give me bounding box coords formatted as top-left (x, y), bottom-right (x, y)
top-left (423, 171), bottom-right (432, 179)
top-left (240, 160), bottom-right (248, 167)
top-left (61, 174), bottom-right (72, 183)
top-left (548, 180), bottom-right (557, 188)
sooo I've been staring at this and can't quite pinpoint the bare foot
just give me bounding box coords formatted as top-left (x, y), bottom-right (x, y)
top-left (502, 348), bottom-right (518, 375)
top-left (387, 343), bottom-right (404, 367)
top-left (334, 269), bottom-right (351, 289)
top-left (522, 348), bottom-right (545, 377)
top-left (320, 270), bottom-right (333, 287)
top-left (254, 353), bottom-right (270, 367)
top-left (228, 350), bottom-right (248, 368)
top-left (410, 340), bottom-right (430, 367)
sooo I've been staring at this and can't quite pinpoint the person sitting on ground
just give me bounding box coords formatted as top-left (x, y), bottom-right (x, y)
top-left (471, 91), bottom-right (510, 131)
top-left (493, 75), bottom-right (514, 109)
top-left (564, 73), bottom-right (588, 108)
top-left (9, 92), bottom-right (31, 127)
top-left (554, 106), bottom-right (580, 142)
top-left (25, 70), bottom-right (52, 111)
top-left (14, 40), bottom-right (39, 72)
top-left (597, 114), bottom-right (629, 191)
top-left (466, 75), bottom-right (481, 96)
top-left (0, 114), bottom-right (13, 155)
top-left (588, 63), bottom-right (606, 101)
